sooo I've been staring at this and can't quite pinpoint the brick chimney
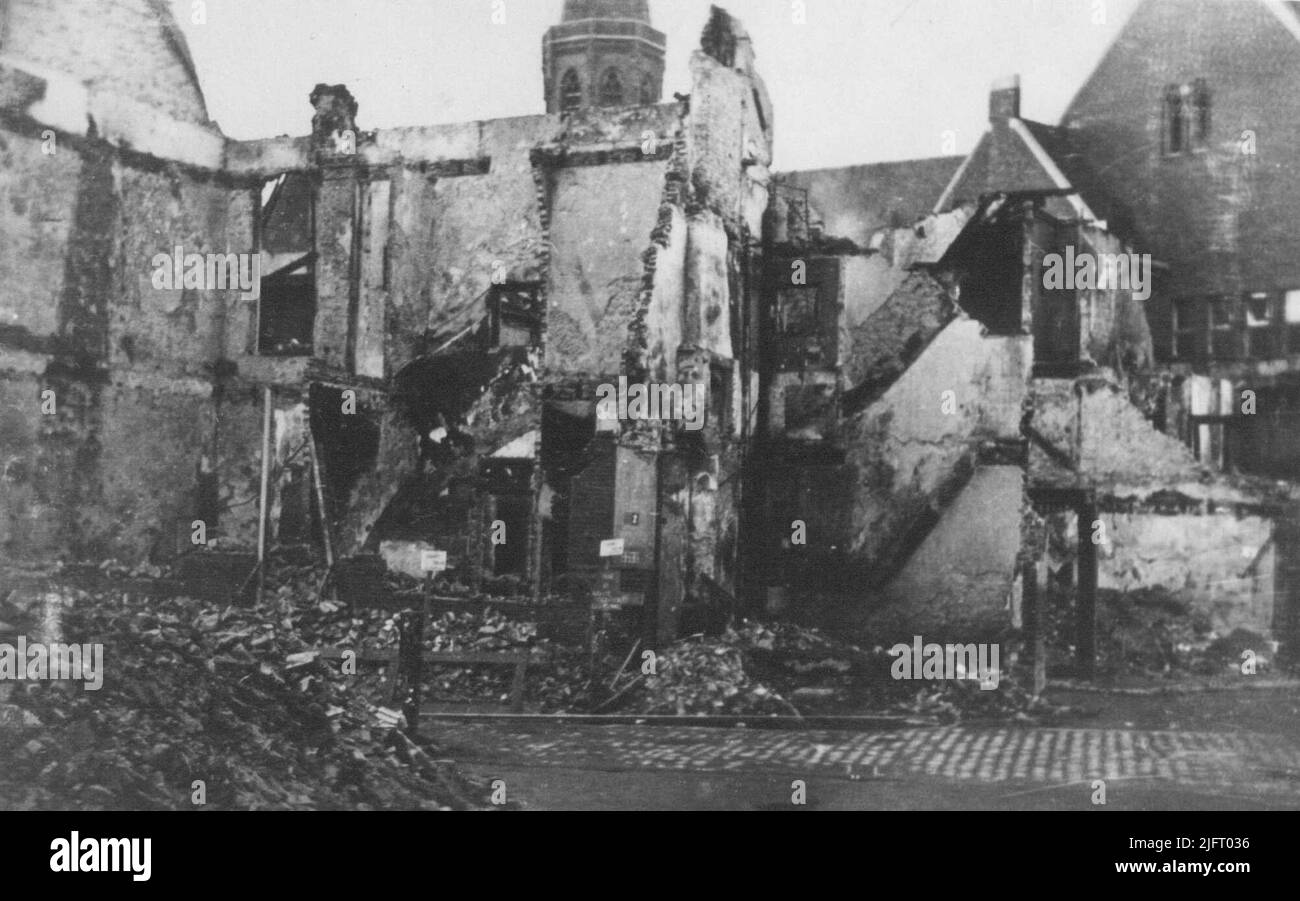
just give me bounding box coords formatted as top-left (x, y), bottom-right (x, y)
top-left (310, 83), bottom-right (359, 148)
top-left (989, 74), bottom-right (1021, 122)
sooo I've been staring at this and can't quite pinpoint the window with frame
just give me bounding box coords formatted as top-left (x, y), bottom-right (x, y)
top-left (1208, 296), bottom-right (1238, 359)
top-left (1245, 292), bottom-right (1276, 358)
top-left (1286, 290), bottom-right (1300, 354)
top-left (1163, 80), bottom-right (1210, 155)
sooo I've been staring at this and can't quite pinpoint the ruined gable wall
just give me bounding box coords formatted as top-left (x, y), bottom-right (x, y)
top-left (2, 0), bottom-right (208, 125)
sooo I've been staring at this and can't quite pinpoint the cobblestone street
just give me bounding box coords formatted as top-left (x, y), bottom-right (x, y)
top-left (433, 719), bottom-right (1300, 810)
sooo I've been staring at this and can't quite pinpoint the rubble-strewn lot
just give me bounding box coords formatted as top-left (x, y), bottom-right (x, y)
top-left (1045, 586), bottom-right (1283, 680)
top-left (2, 561), bottom-right (1133, 811)
top-left (0, 576), bottom-right (490, 811)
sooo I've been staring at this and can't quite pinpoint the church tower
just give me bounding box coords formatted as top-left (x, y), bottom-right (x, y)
top-left (543, 0), bottom-right (666, 114)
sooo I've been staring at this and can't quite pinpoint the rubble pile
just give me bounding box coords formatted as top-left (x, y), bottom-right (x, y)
top-left (598, 622), bottom-right (1063, 723)
top-left (626, 636), bottom-right (795, 716)
top-left (1046, 586), bottom-right (1281, 678)
top-left (0, 584), bottom-right (488, 811)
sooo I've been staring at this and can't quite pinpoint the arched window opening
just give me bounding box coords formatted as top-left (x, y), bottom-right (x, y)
top-left (639, 73), bottom-right (655, 106)
top-left (599, 69), bottom-right (624, 107)
top-left (560, 69), bottom-right (583, 112)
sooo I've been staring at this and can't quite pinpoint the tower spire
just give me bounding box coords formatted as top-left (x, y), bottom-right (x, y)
top-left (543, 0), bottom-right (665, 114)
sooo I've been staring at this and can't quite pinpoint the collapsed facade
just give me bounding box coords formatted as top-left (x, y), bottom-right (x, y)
top-left (763, 0), bottom-right (1300, 653)
top-left (0, 1), bottom-right (770, 643)
top-left (0, 0), bottom-right (1296, 656)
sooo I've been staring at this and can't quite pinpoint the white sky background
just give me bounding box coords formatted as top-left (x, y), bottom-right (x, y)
top-left (172, 0), bottom-right (1140, 171)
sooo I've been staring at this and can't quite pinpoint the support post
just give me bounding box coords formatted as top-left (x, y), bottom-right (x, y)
top-left (1076, 500), bottom-right (1099, 679)
top-left (256, 386), bottom-right (273, 603)
top-left (1023, 561), bottom-right (1047, 696)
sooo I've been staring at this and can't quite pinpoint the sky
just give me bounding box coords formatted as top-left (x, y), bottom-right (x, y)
top-left (171, 0), bottom-right (1142, 171)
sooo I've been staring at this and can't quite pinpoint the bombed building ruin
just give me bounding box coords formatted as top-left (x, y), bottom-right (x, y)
top-left (2, 0), bottom-right (1299, 664)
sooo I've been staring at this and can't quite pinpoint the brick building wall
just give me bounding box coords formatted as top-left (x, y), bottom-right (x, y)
top-left (1062, 0), bottom-right (1300, 332)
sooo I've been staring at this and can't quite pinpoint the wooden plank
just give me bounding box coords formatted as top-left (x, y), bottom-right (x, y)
top-left (422, 651), bottom-right (532, 666)
top-left (422, 651), bottom-right (534, 713)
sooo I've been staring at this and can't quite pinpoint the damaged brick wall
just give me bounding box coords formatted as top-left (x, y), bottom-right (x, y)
top-left (1061, 0), bottom-right (1300, 299)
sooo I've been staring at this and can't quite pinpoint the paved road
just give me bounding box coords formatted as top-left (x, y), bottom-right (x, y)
top-left (431, 720), bottom-right (1300, 810)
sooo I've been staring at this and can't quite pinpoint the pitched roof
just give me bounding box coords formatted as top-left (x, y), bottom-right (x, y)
top-left (778, 156), bottom-right (966, 247)
top-left (934, 118), bottom-right (1106, 224)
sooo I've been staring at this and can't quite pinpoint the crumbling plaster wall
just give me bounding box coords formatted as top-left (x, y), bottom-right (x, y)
top-left (686, 43), bottom-right (772, 237)
top-left (641, 204), bottom-right (687, 383)
top-left (682, 210), bottom-right (732, 360)
top-left (546, 157), bottom-right (674, 377)
top-left (1076, 225), bottom-right (1154, 372)
top-left (1096, 511), bottom-right (1275, 635)
top-left (873, 465), bottom-right (1025, 641)
top-left (0, 129), bottom-right (79, 338)
top-left (1029, 376), bottom-right (1207, 484)
top-left (113, 167), bottom-right (254, 373)
top-left (841, 321), bottom-right (1030, 574)
top-left (0, 360), bottom-right (57, 555)
top-left (0, 85), bottom-right (266, 562)
top-left (1031, 376), bottom-right (1280, 637)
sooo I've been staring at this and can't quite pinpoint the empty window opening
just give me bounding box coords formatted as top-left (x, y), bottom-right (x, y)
top-left (488, 490), bottom-right (532, 577)
top-left (952, 217), bottom-right (1025, 337)
top-left (308, 384), bottom-right (381, 524)
top-left (258, 173), bottom-right (316, 356)
top-left (487, 283), bottom-right (542, 348)
top-left (639, 73), bottom-right (656, 105)
top-left (540, 404), bottom-right (599, 581)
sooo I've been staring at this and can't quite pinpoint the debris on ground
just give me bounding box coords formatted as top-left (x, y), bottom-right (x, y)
top-left (1046, 586), bottom-right (1283, 679)
top-left (0, 581), bottom-right (490, 811)
top-left (591, 622), bottom-right (1070, 724)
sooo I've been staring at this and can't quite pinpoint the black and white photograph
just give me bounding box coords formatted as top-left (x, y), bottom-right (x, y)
top-left (0, 0), bottom-right (1294, 867)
